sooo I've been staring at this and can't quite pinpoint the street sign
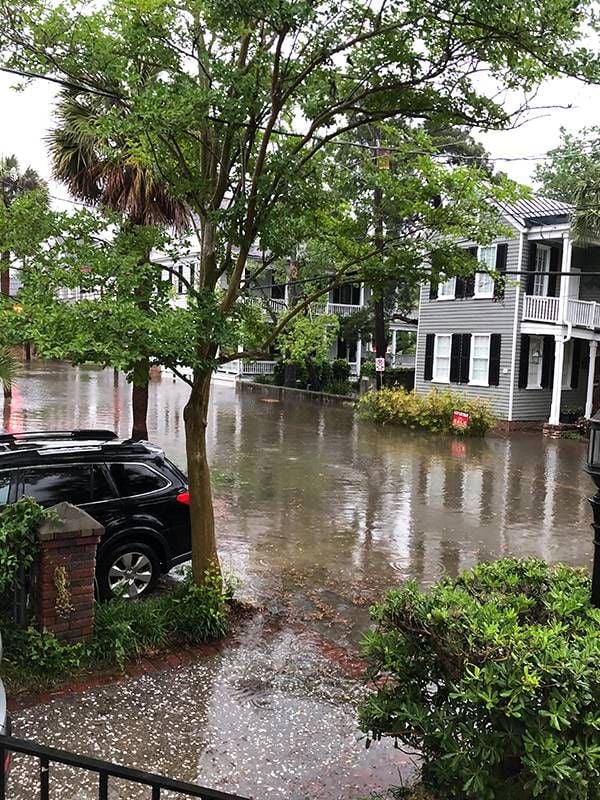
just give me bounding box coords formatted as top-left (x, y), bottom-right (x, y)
top-left (375, 358), bottom-right (385, 372)
top-left (452, 410), bottom-right (470, 429)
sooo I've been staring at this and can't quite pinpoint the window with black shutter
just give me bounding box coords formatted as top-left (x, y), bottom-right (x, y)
top-left (488, 334), bottom-right (502, 386)
top-left (541, 336), bottom-right (555, 388)
top-left (518, 334), bottom-right (530, 389)
top-left (493, 243), bottom-right (508, 300)
top-left (450, 334), bottom-right (471, 383)
top-left (571, 340), bottom-right (582, 389)
top-left (465, 247), bottom-right (478, 298)
top-left (424, 334), bottom-right (435, 380)
top-left (429, 282), bottom-right (438, 300)
top-left (526, 243), bottom-right (537, 295)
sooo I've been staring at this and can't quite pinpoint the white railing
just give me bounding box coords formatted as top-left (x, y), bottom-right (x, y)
top-left (242, 360), bottom-right (276, 375)
top-left (522, 295), bottom-right (560, 323)
top-left (391, 353), bottom-right (416, 368)
top-left (325, 303), bottom-right (362, 316)
top-left (268, 298), bottom-right (287, 311)
top-left (523, 294), bottom-right (600, 330)
top-left (566, 298), bottom-right (596, 328)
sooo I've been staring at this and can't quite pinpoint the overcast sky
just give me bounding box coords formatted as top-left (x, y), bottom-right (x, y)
top-left (2, 71), bottom-right (600, 205)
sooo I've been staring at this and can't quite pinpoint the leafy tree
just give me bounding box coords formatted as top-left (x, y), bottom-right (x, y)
top-left (48, 91), bottom-right (189, 440)
top-left (0, 155), bottom-right (46, 296)
top-left (1, 0), bottom-right (597, 585)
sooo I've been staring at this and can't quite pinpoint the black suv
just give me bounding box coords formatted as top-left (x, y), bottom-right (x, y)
top-left (0, 430), bottom-right (192, 600)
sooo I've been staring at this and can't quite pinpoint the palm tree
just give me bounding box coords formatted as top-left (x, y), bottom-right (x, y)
top-left (48, 92), bottom-right (189, 440)
top-left (0, 347), bottom-right (18, 401)
top-left (0, 155), bottom-right (46, 296)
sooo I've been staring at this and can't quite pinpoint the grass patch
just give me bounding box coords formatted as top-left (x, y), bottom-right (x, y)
top-left (1, 569), bottom-right (232, 694)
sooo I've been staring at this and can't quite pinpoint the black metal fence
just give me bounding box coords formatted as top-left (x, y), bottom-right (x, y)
top-left (0, 735), bottom-right (249, 800)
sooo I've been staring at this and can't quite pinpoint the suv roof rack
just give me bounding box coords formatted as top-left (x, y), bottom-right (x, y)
top-left (0, 429), bottom-right (118, 444)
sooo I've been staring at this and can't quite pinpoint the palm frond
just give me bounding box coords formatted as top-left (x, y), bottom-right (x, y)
top-left (0, 347), bottom-right (18, 390)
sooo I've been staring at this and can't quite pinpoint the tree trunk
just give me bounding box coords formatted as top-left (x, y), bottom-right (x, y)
top-left (1, 251), bottom-right (10, 297)
top-left (131, 359), bottom-right (149, 441)
top-left (3, 382), bottom-right (11, 400)
top-left (184, 367), bottom-right (221, 586)
top-left (373, 179), bottom-right (386, 391)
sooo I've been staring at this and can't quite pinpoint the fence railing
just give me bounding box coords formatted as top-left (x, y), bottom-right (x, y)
top-left (0, 735), bottom-right (249, 800)
top-left (325, 302), bottom-right (362, 316)
top-left (242, 360), bottom-right (276, 375)
top-left (523, 293), bottom-right (600, 330)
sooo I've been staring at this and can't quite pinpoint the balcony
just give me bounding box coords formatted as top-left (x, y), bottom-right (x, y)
top-left (522, 295), bottom-right (600, 330)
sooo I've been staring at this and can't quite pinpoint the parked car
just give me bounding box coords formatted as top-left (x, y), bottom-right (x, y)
top-left (0, 430), bottom-right (192, 600)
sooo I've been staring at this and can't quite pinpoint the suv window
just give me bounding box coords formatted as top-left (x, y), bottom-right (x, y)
top-left (92, 465), bottom-right (115, 502)
top-left (108, 463), bottom-right (169, 497)
top-left (20, 466), bottom-right (93, 507)
top-left (0, 472), bottom-right (13, 506)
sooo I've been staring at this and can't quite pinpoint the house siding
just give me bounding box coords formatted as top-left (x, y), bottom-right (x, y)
top-left (415, 237), bottom-right (519, 419)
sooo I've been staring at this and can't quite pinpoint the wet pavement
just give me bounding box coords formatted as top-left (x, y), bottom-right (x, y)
top-left (3, 361), bottom-right (594, 798)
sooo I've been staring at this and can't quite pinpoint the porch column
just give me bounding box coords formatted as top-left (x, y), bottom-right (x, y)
top-left (356, 337), bottom-right (363, 377)
top-left (359, 282), bottom-right (365, 307)
top-left (391, 329), bottom-right (397, 366)
top-left (558, 233), bottom-right (572, 324)
top-left (549, 336), bottom-right (565, 426)
top-left (586, 340), bottom-right (598, 418)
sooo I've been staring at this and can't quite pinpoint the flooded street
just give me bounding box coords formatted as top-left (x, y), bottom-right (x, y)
top-left (5, 361), bottom-right (595, 799)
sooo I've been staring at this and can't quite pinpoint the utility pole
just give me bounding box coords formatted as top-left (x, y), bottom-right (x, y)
top-left (373, 137), bottom-right (388, 390)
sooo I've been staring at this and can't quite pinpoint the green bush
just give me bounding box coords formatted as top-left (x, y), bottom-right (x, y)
top-left (324, 378), bottom-right (352, 395)
top-left (1, 568), bottom-right (231, 687)
top-left (0, 497), bottom-right (54, 597)
top-left (331, 358), bottom-right (351, 381)
top-left (359, 559), bottom-right (600, 800)
top-left (357, 387), bottom-right (496, 436)
top-left (361, 360), bottom-right (376, 378)
top-left (383, 368), bottom-right (415, 391)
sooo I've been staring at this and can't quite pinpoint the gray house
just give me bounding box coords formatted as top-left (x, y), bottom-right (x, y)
top-left (414, 197), bottom-right (600, 430)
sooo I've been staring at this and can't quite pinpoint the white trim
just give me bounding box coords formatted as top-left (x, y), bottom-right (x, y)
top-left (586, 340), bottom-right (598, 418)
top-left (561, 339), bottom-right (574, 389)
top-left (533, 244), bottom-right (551, 297)
top-left (432, 334), bottom-right (452, 383)
top-left (526, 223), bottom-right (570, 238)
top-left (468, 333), bottom-right (491, 386)
top-left (508, 232), bottom-right (524, 420)
top-left (526, 335), bottom-right (544, 390)
top-left (438, 276), bottom-right (456, 300)
top-left (521, 321), bottom-right (600, 342)
top-left (549, 337), bottom-right (566, 425)
top-left (474, 245), bottom-right (496, 298)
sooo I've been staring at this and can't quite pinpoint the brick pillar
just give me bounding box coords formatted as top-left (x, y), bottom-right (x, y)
top-left (36, 502), bottom-right (104, 644)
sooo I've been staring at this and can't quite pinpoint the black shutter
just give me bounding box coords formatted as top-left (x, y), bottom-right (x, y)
top-left (571, 340), bottom-right (582, 389)
top-left (548, 247), bottom-right (560, 297)
top-left (459, 334), bottom-right (471, 383)
top-left (455, 277), bottom-right (466, 299)
top-left (351, 284), bottom-right (361, 305)
top-left (429, 281), bottom-right (438, 300)
top-left (488, 334), bottom-right (502, 386)
top-left (526, 242), bottom-right (537, 294)
top-left (424, 334), bottom-right (435, 380)
top-left (493, 243), bottom-right (508, 300)
top-left (541, 336), bottom-right (555, 389)
top-left (450, 334), bottom-right (462, 383)
top-left (465, 247), bottom-right (477, 298)
top-left (518, 334), bottom-right (530, 389)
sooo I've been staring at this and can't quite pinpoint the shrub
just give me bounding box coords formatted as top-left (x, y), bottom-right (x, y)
top-left (383, 368), bottom-right (415, 391)
top-left (253, 374), bottom-right (275, 385)
top-left (324, 378), bottom-right (352, 396)
top-left (361, 360), bottom-right (376, 378)
top-left (331, 358), bottom-right (352, 381)
top-left (357, 387), bottom-right (496, 436)
top-left (1, 568), bottom-right (232, 688)
top-left (359, 559), bottom-right (600, 800)
top-left (0, 497), bottom-right (54, 596)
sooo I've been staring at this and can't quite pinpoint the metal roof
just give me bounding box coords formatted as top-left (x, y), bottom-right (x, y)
top-left (497, 197), bottom-right (572, 227)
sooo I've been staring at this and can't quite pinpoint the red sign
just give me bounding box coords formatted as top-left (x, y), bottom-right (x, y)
top-left (452, 410), bottom-right (470, 429)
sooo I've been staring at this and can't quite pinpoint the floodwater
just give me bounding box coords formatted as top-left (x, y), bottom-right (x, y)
top-left (5, 361), bottom-right (595, 799)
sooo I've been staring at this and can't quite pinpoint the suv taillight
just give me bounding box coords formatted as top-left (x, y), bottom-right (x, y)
top-left (176, 490), bottom-right (190, 505)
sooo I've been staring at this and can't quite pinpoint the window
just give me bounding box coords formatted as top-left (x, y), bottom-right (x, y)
top-left (527, 336), bottom-right (544, 389)
top-left (20, 466), bottom-right (93, 507)
top-left (474, 245), bottom-right (496, 297)
top-left (438, 277), bottom-right (456, 299)
top-left (433, 334), bottom-right (451, 382)
top-left (533, 245), bottom-right (551, 296)
top-left (108, 463), bottom-right (169, 497)
top-left (0, 472), bottom-right (12, 506)
top-left (331, 283), bottom-right (361, 305)
top-left (92, 466), bottom-right (115, 502)
top-left (469, 334), bottom-right (491, 385)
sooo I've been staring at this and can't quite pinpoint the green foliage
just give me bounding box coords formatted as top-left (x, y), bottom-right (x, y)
top-left (1, 568), bottom-right (231, 688)
top-left (361, 360), bottom-right (377, 378)
top-left (383, 368), bottom-right (415, 391)
top-left (278, 314), bottom-right (340, 365)
top-left (359, 559), bottom-right (600, 800)
top-left (331, 358), bottom-right (351, 382)
top-left (324, 378), bottom-right (352, 396)
top-left (0, 498), bottom-right (53, 596)
top-left (0, 347), bottom-right (18, 391)
top-left (357, 388), bottom-right (495, 436)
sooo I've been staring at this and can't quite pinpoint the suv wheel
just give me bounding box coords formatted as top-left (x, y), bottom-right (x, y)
top-left (97, 542), bottom-right (160, 601)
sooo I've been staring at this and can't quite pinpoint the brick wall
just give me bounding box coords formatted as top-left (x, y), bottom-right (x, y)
top-left (36, 503), bottom-right (104, 644)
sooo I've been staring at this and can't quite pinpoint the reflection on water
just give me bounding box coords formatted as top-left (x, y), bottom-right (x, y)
top-left (4, 361), bottom-right (593, 601)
